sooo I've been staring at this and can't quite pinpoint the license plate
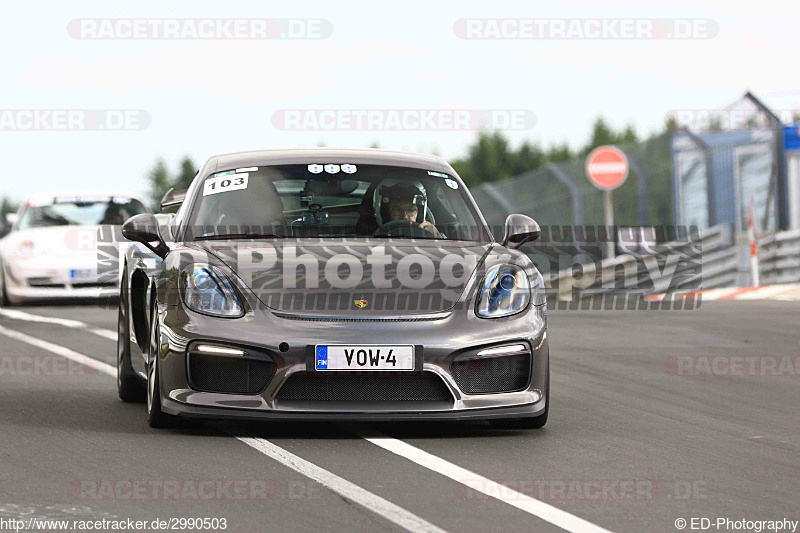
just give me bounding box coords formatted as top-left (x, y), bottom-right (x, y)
top-left (70, 268), bottom-right (96, 282)
top-left (315, 345), bottom-right (414, 371)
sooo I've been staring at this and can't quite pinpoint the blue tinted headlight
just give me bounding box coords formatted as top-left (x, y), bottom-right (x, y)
top-left (182, 265), bottom-right (244, 317)
top-left (476, 264), bottom-right (530, 318)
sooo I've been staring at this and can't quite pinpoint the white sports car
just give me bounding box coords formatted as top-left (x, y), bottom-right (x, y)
top-left (0, 190), bottom-right (149, 305)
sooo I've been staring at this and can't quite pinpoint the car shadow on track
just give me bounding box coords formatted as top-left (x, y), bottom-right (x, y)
top-left (1, 384), bottom-right (544, 440)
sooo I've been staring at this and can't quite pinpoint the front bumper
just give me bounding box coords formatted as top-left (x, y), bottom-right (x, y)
top-left (3, 259), bottom-right (118, 303)
top-left (156, 303), bottom-right (549, 421)
top-left (162, 397), bottom-right (546, 421)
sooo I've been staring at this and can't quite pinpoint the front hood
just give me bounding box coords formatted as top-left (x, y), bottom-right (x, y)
top-left (196, 239), bottom-right (494, 316)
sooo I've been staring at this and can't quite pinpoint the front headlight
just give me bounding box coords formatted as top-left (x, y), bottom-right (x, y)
top-left (476, 264), bottom-right (530, 318)
top-left (17, 240), bottom-right (35, 259)
top-left (182, 265), bottom-right (244, 318)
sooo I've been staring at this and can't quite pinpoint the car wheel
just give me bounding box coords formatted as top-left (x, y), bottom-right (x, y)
top-left (0, 270), bottom-right (8, 307)
top-left (491, 365), bottom-right (549, 429)
top-left (146, 301), bottom-right (176, 428)
top-left (0, 262), bottom-right (9, 307)
top-left (117, 273), bottom-right (145, 402)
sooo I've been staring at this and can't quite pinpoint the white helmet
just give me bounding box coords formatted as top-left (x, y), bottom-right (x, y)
top-left (373, 180), bottom-right (428, 226)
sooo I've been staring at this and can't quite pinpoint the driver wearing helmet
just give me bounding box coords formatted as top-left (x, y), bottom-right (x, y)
top-left (377, 182), bottom-right (443, 238)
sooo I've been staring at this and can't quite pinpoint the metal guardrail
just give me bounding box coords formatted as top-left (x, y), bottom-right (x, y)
top-left (541, 224), bottom-right (800, 300)
top-left (758, 229), bottom-right (800, 285)
top-left (541, 225), bottom-right (732, 300)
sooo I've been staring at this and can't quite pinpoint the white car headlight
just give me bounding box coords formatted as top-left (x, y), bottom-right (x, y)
top-left (182, 265), bottom-right (244, 318)
top-left (476, 264), bottom-right (530, 318)
top-left (17, 240), bottom-right (35, 259)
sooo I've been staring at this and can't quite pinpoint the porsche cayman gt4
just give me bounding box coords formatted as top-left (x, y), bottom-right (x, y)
top-left (118, 149), bottom-right (549, 428)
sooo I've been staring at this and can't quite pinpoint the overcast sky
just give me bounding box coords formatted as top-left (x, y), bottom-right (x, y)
top-left (2, 0), bottom-right (798, 201)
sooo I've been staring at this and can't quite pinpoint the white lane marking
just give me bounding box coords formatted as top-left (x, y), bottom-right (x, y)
top-left (355, 427), bottom-right (615, 533)
top-left (233, 432), bottom-right (448, 533)
top-left (0, 324), bottom-right (116, 377)
top-left (0, 322), bottom-right (448, 532)
top-left (0, 308), bottom-right (116, 340)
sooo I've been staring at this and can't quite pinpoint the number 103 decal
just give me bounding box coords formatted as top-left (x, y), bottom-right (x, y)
top-left (203, 173), bottom-right (249, 196)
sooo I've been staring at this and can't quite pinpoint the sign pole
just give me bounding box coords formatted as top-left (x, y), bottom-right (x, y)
top-left (585, 145), bottom-right (628, 261)
top-left (603, 190), bottom-right (615, 259)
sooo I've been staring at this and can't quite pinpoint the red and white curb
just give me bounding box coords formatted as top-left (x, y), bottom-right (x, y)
top-left (644, 283), bottom-right (800, 302)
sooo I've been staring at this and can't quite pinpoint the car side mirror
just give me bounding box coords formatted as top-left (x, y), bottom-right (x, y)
top-left (122, 213), bottom-right (169, 258)
top-left (160, 188), bottom-right (187, 211)
top-left (501, 214), bottom-right (540, 248)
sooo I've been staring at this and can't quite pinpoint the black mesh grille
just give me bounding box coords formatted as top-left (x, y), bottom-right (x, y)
top-left (72, 281), bottom-right (116, 288)
top-left (188, 352), bottom-right (275, 394)
top-left (27, 278), bottom-right (65, 288)
top-left (451, 353), bottom-right (531, 394)
top-left (276, 371), bottom-right (453, 402)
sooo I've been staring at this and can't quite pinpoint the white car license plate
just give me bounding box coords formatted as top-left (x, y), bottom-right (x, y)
top-left (315, 345), bottom-right (414, 371)
top-left (70, 268), bottom-right (97, 282)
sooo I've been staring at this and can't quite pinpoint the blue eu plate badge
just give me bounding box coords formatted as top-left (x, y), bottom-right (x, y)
top-left (316, 346), bottom-right (328, 369)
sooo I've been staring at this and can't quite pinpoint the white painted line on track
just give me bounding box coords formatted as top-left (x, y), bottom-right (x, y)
top-left (233, 431), bottom-right (449, 533)
top-left (0, 323), bottom-right (116, 377)
top-left (0, 322), bottom-right (448, 533)
top-left (355, 427), bottom-right (615, 533)
top-left (0, 308), bottom-right (117, 340)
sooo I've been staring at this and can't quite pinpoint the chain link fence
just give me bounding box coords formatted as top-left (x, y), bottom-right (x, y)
top-left (470, 132), bottom-right (674, 235)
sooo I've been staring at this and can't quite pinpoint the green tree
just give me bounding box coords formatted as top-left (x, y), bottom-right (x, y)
top-left (147, 157), bottom-right (172, 210)
top-left (1, 196), bottom-right (18, 216)
top-left (511, 141), bottom-right (545, 176)
top-left (0, 196), bottom-right (19, 236)
top-left (665, 114), bottom-right (680, 133)
top-left (584, 116), bottom-right (617, 153)
top-left (546, 142), bottom-right (572, 162)
top-left (174, 156), bottom-right (196, 190)
top-left (619, 124), bottom-right (638, 144)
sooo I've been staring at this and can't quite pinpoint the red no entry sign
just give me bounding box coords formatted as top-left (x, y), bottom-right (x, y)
top-left (585, 145), bottom-right (629, 190)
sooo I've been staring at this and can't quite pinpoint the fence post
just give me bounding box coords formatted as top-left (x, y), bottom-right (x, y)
top-left (680, 127), bottom-right (716, 229)
top-left (547, 163), bottom-right (584, 230)
top-left (623, 151), bottom-right (649, 227)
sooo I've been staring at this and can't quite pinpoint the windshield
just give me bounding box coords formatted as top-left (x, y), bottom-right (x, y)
top-left (17, 196), bottom-right (148, 230)
top-left (186, 164), bottom-right (488, 242)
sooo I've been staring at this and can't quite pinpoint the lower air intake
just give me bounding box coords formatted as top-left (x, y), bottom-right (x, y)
top-left (188, 352), bottom-right (275, 395)
top-left (451, 353), bottom-right (531, 394)
top-left (276, 371), bottom-right (453, 403)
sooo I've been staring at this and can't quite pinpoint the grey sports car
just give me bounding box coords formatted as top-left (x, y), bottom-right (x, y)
top-left (118, 149), bottom-right (549, 428)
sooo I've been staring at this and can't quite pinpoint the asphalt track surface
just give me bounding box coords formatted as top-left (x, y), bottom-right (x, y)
top-left (0, 301), bottom-right (797, 532)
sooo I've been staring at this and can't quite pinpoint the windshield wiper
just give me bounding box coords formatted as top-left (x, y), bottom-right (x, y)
top-left (194, 233), bottom-right (280, 241)
top-left (371, 235), bottom-right (439, 241)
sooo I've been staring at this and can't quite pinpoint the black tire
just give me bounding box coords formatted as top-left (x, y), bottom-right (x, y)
top-left (0, 260), bottom-right (11, 307)
top-left (146, 298), bottom-right (176, 428)
top-left (491, 365), bottom-right (549, 429)
top-left (117, 273), bottom-right (145, 402)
